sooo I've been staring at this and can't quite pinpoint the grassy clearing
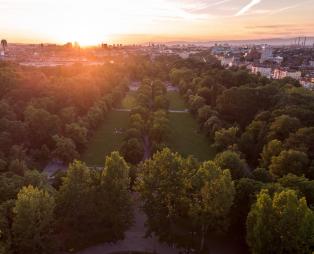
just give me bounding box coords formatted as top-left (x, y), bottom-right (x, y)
top-left (167, 91), bottom-right (187, 111)
top-left (167, 112), bottom-right (215, 161)
top-left (119, 91), bottom-right (136, 109)
top-left (82, 111), bottom-right (129, 166)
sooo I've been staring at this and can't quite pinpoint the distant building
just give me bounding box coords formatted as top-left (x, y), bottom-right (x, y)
top-left (211, 44), bottom-right (231, 55)
top-left (251, 65), bottom-right (272, 78)
top-left (260, 45), bottom-right (273, 63)
top-left (220, 56), bottom-right (235, 67)
top-left (178, 52), bottom-right (190, 59)
top-left (273, 68), bottom-right (301, 80)
top-left (273, 56), bottom-right (284, 64)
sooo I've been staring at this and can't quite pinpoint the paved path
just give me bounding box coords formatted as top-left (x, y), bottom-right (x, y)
top-left (168, 109), bottom-right (189, 113)
top-left (76, 193), bottom-right (180, 254)
top-left (113, 108), bottom-right (188, 113)
top-left (43, 160), bottom-right (67, 178)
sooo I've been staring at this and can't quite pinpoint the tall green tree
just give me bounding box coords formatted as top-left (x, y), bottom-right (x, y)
top-left (260, 139), bottom-right (283, 168)
top-left (269, 149), bottom-right (309, 177)
top-left (247, 189), bottom-right (314, 254)
top-left (52, 135), bottom-right (79, 163)
top-left (137, 148), bottom-right (190, 246)
top-left (99, 152), bottom-right (132, 238)
top-left (214, 150), bottom-right (248, 179)
top-left (213, 127), bottom-right (239, 151)
top-left (189, 161), bottom-right (235, 251)
top-left (12, 186), bottom-right (56, 254)
top-left (56, 161), bottom-right (93, 246)
top-left (268, 115), bottom-right (301, 141)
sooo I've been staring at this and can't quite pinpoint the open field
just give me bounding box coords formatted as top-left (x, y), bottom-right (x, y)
top-left (167, 91), bottom-right (187, 111)
top-left (83, 111), bottom-right (129, 166)
top-left (167, 112), bottom-right (215, 161)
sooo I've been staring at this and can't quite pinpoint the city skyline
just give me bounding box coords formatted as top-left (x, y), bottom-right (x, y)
top-left (0, 0), bottom-right (313, 45)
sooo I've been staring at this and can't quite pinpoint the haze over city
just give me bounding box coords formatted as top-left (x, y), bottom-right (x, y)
top-left (1, 0), bottom-right (314, 45)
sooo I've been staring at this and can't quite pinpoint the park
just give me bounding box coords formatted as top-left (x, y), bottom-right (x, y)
top-left (83, 82), bottom-right (214, 167)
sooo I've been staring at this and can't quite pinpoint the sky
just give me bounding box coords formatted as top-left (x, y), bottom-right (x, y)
top-left (0, 0), bottom-right (313, 45)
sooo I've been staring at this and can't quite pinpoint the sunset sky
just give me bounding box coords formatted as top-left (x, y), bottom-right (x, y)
top-left (0, 0), bottom-right (313, 45)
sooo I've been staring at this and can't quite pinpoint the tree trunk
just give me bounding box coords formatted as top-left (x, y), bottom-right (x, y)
top-left (200, 223), bottom-right (208, 253)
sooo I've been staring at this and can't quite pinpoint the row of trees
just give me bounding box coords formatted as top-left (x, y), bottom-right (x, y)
top-left (137, 148), bottom-right (314, 253)
top-left (0, 62), bottom-right (129, 175)
top-left (0, 152), bottom-right (132, 253)
top-left (121, 79), bottom-right (170, 164)
top-left (169, 59), bottom-right (314, 252)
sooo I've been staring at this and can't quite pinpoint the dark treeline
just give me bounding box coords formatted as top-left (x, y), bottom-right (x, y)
top-left (167, 59), bottom-right (314, 253)
top-left (0, 62), bottom-right (129, 173)
top-left (1, 54), bottom-right (314, 254)
top-left (0, 60), bottom-right (136, 253)
top-left (0, 152), bottom-right (132, 253)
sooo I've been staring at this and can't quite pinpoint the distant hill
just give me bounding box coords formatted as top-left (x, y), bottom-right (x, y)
top-left (163, 37), bottom-right (314, 47)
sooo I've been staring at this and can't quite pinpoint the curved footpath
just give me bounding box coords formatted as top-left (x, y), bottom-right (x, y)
top-left (76, 193), bottom-right (180, 254)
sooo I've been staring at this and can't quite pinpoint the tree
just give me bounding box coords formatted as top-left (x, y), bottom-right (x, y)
top-left (203, 116), bottom-right (223, 138)
top-left (286, 127), bottom-right (314, 160)
top-left (65, 123), bottom-right (88, 151)
top-left (1, 39), bottom-right (7, 52)
top-left (0, 200), bottom-right (15, 253)
top-left (197, 87), bottom-right (212, 104)
top-left (24, 105), bottom-right (60, 147)
top-left (259, 139), bottom-right (283, 168)
top-left (239, 120), bottom-right (268, 166)
top-left (251, 168), bottom-right (273, 183)
top-left (247, 189), bottom-right (314, 254)
top-left (189, 161), bottom-right (235, 251)
top-left (213, 127), bottom-right (238, 151)
top-left (56, 161), bottom-right (93, 246)
top-left (230, 178), bottom-right (264, 236)
top-left (268, 115), bottom-right (301, 141)
top-left (121, 138), bottom-right (144, 164)
top-left (214, 150), bottom-right (248, 179)
top-left (99, 152), bottom-right (132, 238)
top-left (57, 157), bottom-right (132, 249)
top-left (269, 149), bottom-right (309, 177)
top-left (278, 174), bottom-right (314, 206)
top-left (8, 159), bottom-right (28, 176)
top-left (170, 68), bottom-right (194, 85)
top-left (197, 105), bottom-right (214, 125)
top-left (216, 85), bottom-right (279, 127)
top-left (12, 186), bottom-right (56, 254)
top-left (150, 110), bottom-right (170, 144)
top-left (188, 95), bottom-right (206, 115)
top-left (52, 135), bottom-right (79, 163)
top-left (137, 148), bottom-right (190, 247)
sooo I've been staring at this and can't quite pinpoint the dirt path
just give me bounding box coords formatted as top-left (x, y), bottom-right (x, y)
top-left (76, 193), bottom-right (180, 254)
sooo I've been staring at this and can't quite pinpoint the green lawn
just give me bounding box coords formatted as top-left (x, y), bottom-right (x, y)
top-left (167, 91), bottom-right (187, 111)
top-left (119, 91), bottom-right (136, 109)
top-left (167, 112), bottom-right (215, 161)
top-left (82, 111), bottom-right (129, 166)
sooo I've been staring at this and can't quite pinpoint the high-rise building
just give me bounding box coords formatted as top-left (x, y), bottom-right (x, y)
top-left (260, 45), bottom-right (273, 63)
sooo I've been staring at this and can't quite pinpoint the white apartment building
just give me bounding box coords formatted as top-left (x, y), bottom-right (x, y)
top-left (273, 69), bottom-right (301, 80)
